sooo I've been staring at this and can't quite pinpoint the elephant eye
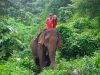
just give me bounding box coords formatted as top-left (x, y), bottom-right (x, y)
top-left (45, 38), bottom-right (49, 43)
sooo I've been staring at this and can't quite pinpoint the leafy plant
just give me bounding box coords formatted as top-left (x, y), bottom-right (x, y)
top-left (0, 18), bottom-right (25, 60)
top-left (73, 18), bottom-right (90, 29)
top-left (57, 24), bottom-right (97, 59)
top-left (58, 4), bottom-right (75, 23)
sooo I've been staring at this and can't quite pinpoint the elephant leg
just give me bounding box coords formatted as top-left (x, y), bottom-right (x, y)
top-left (38, 44), bottom-right (46, 72)
top-left (44, 47), bottom-right (51, 66)
top-left (33, 56), bottom-right (39, 67)
top-left (33, 56), bottom-right (40, 75)
top-left (45, 54), bottom-right (51, 66)
top-left (48, 45), bottom-right (57, 69)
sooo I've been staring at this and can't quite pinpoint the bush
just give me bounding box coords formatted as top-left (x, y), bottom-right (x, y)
top-left (58, 7), bottom-right (73, 23)
top-left (0, 56), bottom-right (34, 75)
top-left (68, 32), bottom-right (97, 57)
top-left (72, 0), bottom-right (100, 19)
top-left (57, 24), bottom-right (97, 59)
top-left (57, 24), bottom-right (73, 43)
top-left (72, 0), bottom-right (100, 28)
top-left (0, 18), bottom-right (25, 60)
top-left (0, 48), bottom-right (38, 75)
top-left (20, 56), bottom-right (38, 72)
top-left (39, 50), bottom-right (100, 75)
top-left (57, 24), bottom-right (73, 59)
top-left (73, 18), bottom-right (90, 29)
top-left (16, 49), bottom-right (38, 72)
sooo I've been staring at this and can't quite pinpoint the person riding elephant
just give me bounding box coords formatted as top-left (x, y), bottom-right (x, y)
top-left (34, 13), bottom-right (58, 41)
top-left (30, 28), bottom-right (62, 74)
top-left (45, 13), bottom-right (58, 29)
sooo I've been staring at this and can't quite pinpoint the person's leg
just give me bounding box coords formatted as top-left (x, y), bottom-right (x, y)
top-left (34, 29), bottom-right (46, 41)
top-left (34, 32), bottom-right (41, 41)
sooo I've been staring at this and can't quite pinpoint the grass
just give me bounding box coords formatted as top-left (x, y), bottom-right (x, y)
top-left (40, 50), bottom-right (100, 75)
top-left (0, 49), bottom-right (100, 75)
top-left (0, 49), bottom-right (37, 75)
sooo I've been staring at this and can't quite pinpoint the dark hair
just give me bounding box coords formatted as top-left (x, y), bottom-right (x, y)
top-left (49, 13), bottom-right (53, 16)
top-left (54, 18), bottom-right (57, 22)
top-left (53, 15), bottom-right (57, 22)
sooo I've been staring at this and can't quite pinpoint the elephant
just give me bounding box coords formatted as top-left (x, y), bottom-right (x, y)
top-left (30, 28), bottom-right (62, 73)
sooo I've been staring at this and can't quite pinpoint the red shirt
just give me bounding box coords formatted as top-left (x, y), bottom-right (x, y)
top-left (53, 21), bottom-right (57, 28)
top-left (45, 18), bottom-right (57, 29)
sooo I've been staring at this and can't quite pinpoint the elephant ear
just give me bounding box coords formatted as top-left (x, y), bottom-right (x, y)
top-left (57, 32), bottom-right (62, 47)
top-left (38, 32), bottom-right (44, 45)
top-left (58, 40), bottom-right (62, 47)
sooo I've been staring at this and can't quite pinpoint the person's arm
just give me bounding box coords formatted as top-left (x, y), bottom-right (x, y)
top-left (53, 15), bottom-right (58, 28)
top-left (46, 18), bottom-right (49, 25)
top-left (53, 21), bottom-right (57, 28)
top-left (45, 18), bottom-right (49, 29)
top-left (51, 19), bottom-right (54, 28)
top-left (51, 24), bottom-right (53, 28)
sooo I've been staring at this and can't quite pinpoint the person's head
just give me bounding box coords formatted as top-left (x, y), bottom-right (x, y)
top-left (49, 13), bottom-right (53, 19)
top-left (53, 15), bottom-right (57, 22)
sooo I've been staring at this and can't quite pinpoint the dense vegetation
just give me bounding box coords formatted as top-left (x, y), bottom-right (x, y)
top-left (0, 0), bottom-right (100, 75)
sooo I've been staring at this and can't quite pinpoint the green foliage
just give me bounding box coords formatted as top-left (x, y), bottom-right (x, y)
top-left (68, 32), bottom-right (97, 57)
top-left (39, 50), bottom-right (100, 75)
top-left (1, 50), bottom-right (100, 75)
top-left (90, 17), bottom-right (99, 29)
top-left (57, 24), bottom-right (73, 59)
top-left (0, 0), bottom-right (14, 16)
top-left (71, 0), bottom-right (100, 28)
top-left (57, 24), bottom-right (97, 59)
top-left (20, 57), bottom-right (38, 72)
top-left (7, 6), bottom-right (34, 25)
top-left (72, 0), bottom-right (100, 18)
top-left (6, 17), bottom-right (37, 42)
top-left (73, 18), bottom-right (91, 29)
top-left (17, 49), bottom-right (38, 72)
top-left (49, 0), bottom-right (71, 14)
top-left (0, 18), bottom-right (25, 60)
top-left (0, 0), bottom-right (51, 25)
top-left (39, 0), bottom-right (71, 21)
top-left (0, 49), bottom-right (37, 75)
top-left (58, 7), bottom-right (72, 23)
top-left (1, 0), bottom-right (100, 75)
top-left (57, 14), bottom-right (99, 59)
top-left (58, 4), bottom-right (75, 23)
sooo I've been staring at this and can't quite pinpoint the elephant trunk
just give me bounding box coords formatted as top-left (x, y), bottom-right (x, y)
top-left (48, 44), bottom-right (57, 69)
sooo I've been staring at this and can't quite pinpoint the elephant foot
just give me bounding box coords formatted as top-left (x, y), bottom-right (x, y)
top-left (54, 65), bottom-right (57, 69)
top-left (35, 69), bottom-right (41, 75)
top-left (52, 63), bottom-right (57, 69)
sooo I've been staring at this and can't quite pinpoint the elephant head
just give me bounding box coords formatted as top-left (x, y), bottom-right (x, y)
top-left (38, 29), bottom-right (62, 47)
